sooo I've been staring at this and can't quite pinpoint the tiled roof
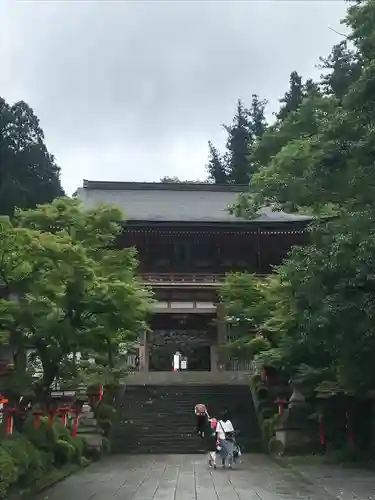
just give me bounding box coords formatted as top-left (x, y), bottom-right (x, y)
top-left (76, 181), bottom-right (312, 224)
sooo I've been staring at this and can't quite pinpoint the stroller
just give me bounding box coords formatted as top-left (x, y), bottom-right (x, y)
top-left (216, 430), bottom-right (242, 468)
top-left (233, 440), bottom-right (242, 463)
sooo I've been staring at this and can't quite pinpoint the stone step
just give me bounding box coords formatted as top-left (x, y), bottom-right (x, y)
top-left (112, 440), bottom-right (263, 454)
top-left (112, 383), bottom-right (260, 454)
top-left (122, 371), bottom-right (252, 386)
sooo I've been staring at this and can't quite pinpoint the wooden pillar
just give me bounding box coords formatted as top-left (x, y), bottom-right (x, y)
top-left (215, 303), bottom-right (227, 371)
top-left (139, 330), bottom-right (149, 372)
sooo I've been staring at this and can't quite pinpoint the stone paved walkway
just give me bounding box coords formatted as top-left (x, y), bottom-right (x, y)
top-left (293, 463), bottom-right (375, 500)
top-left (34, 454), bottom-right (343, 500)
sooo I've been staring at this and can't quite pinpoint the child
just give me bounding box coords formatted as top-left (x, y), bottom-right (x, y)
top-left (194, 403), bottom-right (208, 437)
top-left (207, 416), bottom-right (218, 468)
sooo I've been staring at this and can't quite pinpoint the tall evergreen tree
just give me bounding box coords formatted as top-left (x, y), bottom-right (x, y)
top-left (248, 94), bottom-right (267, 140)
top-left (206, 141), bottom-right (227, 183)
top-left (276, 71), bottom-right (304, 121)
top-left (224, 99), bottom-right (252, 185)
top-left (304, 78), bottom-right (320, 94)
top-left (247, 94), bottom-right (268, 174)
top-left (0, 98), bottom-right (64, 216)
top-left (319, 40), bottom-right (360, 100)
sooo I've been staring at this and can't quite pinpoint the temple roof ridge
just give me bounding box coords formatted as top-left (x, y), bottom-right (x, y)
top-left (77, 180), bottom-right (312, 224)
top-left (82, 180), bottom-right (247, 193)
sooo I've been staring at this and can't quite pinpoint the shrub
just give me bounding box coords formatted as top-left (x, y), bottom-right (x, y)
top-left (52, 420), bottom-right (85, 462)
top-left (22, 415), bottom-right (56, 451)
top-left (271, 411), bottom-right (289, 428)
top-left (256, 385), bottom-right (269, 402)
top-left (259, 407), bottom-right (276, 422)
top-left (96, 403), bottom-right (116, 436)
top-left (86, 446), bottom-right (102, 461)
top-left (0, 446), bottom-right (18, 499)
top-left (79, 456), bottom-right (90, 467)
top-left (249, 374), bottom-right (261, 388)
top-left (96, 403), bottom-right (116, 420)
top-left (71, 436), bottom-right (85, 459)
top-left (101, 437), bottom-right (111, 454)
top-left (261, 418), bottom-right (274, 443)
top-left (53, 420), bottom-right (71, 441)
top-left (1, 435), bottom-right (33, 477)
top-left (0, 433), bottom-right (52, 487)
top-left (54, 439), bottom-right (75, 465)
top-left (269, 437), bottom-right (284, 456)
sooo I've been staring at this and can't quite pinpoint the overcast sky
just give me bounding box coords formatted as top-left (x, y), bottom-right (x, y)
top-left (1, 0), bottom-right (347, 195)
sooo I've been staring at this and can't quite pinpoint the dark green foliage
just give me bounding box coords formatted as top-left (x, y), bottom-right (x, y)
top-left (249, 374), bottom-right (261, 387)
top-left (259, 407), bottom-right (277, 421)
top-left (95, 402), bottom-right (116, 437)
top-left (206, 141), bottom-right (227, 183)
top-left (0, 416), bottom-right (90, 497)
top-left (226, 0), bottom-right (375, 404)
top-left (276, 71), bottom-right (304, 121)
top-left (0, 98), bottom-right (64, 216)
top-left (101, 437), bottom-right (111, 454)
top-left (0, 434), bottom-right (43, 482)
top-left (22, 416), bottom-right (56, 451)
top-left (0, 199), bottom-right (151, 402)
top-left (261, 418), bottom-right (274, 443)
top-left (319, 40), bottom-right (360, 100)
top-left (206, 95), bottom-right (267, 185)
top-left (54, 439), bottom-right (75, 465)
top-left (224, 99), bottom-right (253, 184)
top-left (0, 446), bottom-right (18, 498)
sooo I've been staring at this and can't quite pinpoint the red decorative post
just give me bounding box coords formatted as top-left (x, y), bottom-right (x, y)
top-left (33, 409), bottom-right (44, 429)
top-left (346, 411), bottom-right (354, 448)
top-left (0, 395), bottom-right (9, 437)
top-left (318, 413), bottom-right (325, 451)
top-left (56, 406), bottom-right (71, 426)
top-left (5, 407), bottom-right (16, 435)
top-left (273, 396), bottom-right (286, 415)
top-left (0, 395), bottom-right (8, 418)
top-left (71, 409), bottom-right (80, 437)
top-left (48, 410), bottom-right (54, 426)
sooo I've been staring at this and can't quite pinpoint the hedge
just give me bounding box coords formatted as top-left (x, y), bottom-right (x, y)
top-left (0, 417), bottom-right (92, 499)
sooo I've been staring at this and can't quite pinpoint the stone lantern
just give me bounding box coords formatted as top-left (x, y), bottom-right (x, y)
top-left (288, 379), bottom-right (306, 409)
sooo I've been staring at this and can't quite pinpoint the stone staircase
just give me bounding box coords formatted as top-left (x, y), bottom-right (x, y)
top-left (122, 370), bottom-right (251, 385)
top-left (76, 403), bottom-right (104, 451)
top-left (111, 384), bottom-right (262, 454)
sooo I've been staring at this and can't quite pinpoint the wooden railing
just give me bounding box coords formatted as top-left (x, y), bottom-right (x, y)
top-left (226, 358), bottom-right (258, 373)
top-left (139, 273), bottom-right (225, 285)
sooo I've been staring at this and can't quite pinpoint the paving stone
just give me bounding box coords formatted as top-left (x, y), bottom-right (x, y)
top-left (32, 454), bottom-right (375, 500)
top-left (293, 463), bottom-right (375, 500)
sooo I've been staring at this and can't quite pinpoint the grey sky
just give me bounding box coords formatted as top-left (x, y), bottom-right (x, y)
top-left (1, 0), bottom-right (347, 195)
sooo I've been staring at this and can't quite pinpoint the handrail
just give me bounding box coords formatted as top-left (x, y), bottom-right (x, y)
top-left (139, 273), bottom-right (225, 284)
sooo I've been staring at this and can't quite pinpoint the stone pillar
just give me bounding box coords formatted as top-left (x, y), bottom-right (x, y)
top-left (139, 331), bottom-right (149, 372)
top-left (210, 344), bottom-right (218, 372)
